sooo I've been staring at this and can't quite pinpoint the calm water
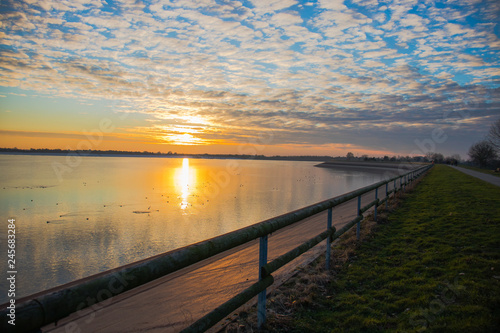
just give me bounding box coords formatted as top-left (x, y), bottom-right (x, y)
top-left (0, 154), bottom-right (398, 302)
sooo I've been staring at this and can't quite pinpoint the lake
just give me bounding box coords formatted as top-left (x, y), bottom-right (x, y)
top-left (0, 154), bottom-right (400, 303)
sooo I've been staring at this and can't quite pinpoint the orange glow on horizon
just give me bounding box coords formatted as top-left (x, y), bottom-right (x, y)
top-left (0, 129), bottom-right (402, 157)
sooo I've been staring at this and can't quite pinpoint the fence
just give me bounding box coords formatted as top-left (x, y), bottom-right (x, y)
top-left (182, 164), bottom-right (432, 332)
top-left (0, 164), bottom-right (432, 333)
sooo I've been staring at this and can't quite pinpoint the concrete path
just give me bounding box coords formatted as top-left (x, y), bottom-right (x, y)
top-left (450, 166), bottom-right (500, 187)
top-left (41, 182), bottom-right (401, 333)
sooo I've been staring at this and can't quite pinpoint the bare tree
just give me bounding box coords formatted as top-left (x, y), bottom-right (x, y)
top-left (425, 152), bottom-right (444, 163)
top-left (434, 153), bottom-right (444, 163)
top-left (487, 118), bottom-right (500, 151)
top-left (451, 154), bottom-right (462, 162)
top-left (445, 154), bottom-right (461, 165)
top-left (468, 140), bottom-right (498, 168)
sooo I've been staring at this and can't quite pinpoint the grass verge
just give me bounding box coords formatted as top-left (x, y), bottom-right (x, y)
top-left (224, 165), bottom-right (500, 332)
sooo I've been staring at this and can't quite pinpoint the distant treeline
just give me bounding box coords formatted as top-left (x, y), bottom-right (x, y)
top-left (0, 147), bottom-right (465, 165)
top-left (0, 147), bottom-right (333, 162)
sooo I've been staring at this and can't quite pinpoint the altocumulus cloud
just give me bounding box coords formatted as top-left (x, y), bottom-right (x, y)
top-left (0, 0), bottom-right (499, 156)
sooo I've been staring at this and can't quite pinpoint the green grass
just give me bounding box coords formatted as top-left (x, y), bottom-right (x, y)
top-left (458, 164), bottom-right (500, 177)
top-left (286, 165), bottom-right (500, 333)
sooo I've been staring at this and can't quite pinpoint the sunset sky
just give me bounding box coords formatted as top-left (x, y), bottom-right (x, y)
top-left (1, 0), bottom-right (499, 158)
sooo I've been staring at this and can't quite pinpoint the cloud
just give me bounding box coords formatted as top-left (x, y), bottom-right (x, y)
top-left (0, 0), bottom-right (499, 156)
top-left (0, 129), bottom-right (139, 143)
top-left (250, 0), bottom-right (298, 15)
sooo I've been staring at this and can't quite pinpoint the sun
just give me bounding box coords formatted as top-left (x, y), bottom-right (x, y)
top-left (148, 114), bottom-right (214, 145)
top-left (167, 133), bottom-right (204, 145)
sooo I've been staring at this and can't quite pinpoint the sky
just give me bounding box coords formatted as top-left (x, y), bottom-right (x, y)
top-left (0, 0), bottom-right (499, 158)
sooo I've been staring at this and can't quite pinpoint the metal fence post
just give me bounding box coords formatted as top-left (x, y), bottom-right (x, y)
top-left (385, 182), bottom-right (388, 209)
top-left (356, 195), bottom-right (361, 240)
top-left (257, 235), bottom-right (268, 328)
top-left (326, 208), bottom-right (333, 270)
top-left (374, 187), bottom-right (378, 222)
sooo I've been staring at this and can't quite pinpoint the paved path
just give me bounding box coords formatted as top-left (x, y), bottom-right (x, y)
top-left (450, 166), bottom-right (500, 187)
top-left (41, 182), bottom-right (402, 333)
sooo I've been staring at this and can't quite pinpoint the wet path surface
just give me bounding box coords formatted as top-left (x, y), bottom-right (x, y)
top-left (450, 166), bottom-right (500, 187)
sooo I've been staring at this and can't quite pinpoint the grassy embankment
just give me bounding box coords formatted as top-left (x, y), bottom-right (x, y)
top-left (285, 165), bottom-right (500, 332)
top-left (230, 165), bottom-right (500, 332)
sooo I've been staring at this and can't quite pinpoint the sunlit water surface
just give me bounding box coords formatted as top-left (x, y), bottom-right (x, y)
top-left (0, 154), bottom-right (399, 302)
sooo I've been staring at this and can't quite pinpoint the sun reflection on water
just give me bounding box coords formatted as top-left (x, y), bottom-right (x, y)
top-left (178, 158), bottom-right (191, 211)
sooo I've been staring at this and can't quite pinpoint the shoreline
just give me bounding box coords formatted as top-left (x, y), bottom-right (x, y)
top-left (0, 151), bottom-right (331, 162)
top-left (315, 160), bottom-right (425, 171)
